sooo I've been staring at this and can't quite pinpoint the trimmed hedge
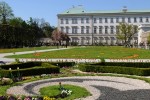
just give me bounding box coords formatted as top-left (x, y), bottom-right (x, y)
top-left (0, 65), bottom-right (59, 77)
top-left (0, 62), bottom-right (42, 70)
top-left (79, 64), bottom-right (150, 76)
top-left (0, 62), bottom-right (60, 78)
top-left (50, 62), bottom-right (75, 68)
top-left (94, 62), bottom-right (150, 68)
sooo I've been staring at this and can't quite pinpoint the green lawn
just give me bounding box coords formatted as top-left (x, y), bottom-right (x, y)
top-left (6, 46), bottom-right (150, 59)
top-left (40, 84), bottom-right (91, 100)
top-left (0, 46), bottom-right (57, 53)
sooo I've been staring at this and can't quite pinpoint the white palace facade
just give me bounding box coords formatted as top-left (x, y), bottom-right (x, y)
top-left (57, 6), bottom-right (150, 45)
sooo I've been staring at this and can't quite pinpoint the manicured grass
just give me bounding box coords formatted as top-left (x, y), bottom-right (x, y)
top-left (0, 85), bottom-right (10, 95)
top-left (40, 84), bottom-right (91, 100)
top-left (6, 46), bottom-right (150, 59)
top-left (0, 46), bottom-right (57, 53)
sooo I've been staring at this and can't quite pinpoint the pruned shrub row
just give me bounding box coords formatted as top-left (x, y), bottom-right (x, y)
top-left (0, 62), bottom-right (42, 70)
top-left (0, 62), bottom-right (76, 70)
top-left (92, 62), bottom-right (150, 68)
top-left (79, 64), bottom-right (150, 76)
top-left (50, 62), bottom-right (75, 68)
top-left (104, 62), bottom-right (150, 68)
top-left (0, 65), bottom-right (59, 77)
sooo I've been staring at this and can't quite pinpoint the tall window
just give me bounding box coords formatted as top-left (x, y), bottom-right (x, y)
top-left (94, 26), bottom-right (97, 34)
top-left (81, 18), bottom-right (84, 23)
top-left (122, 17), bottom-right (125, 23)
top-left (72, 18), bottom-right (78, 24)
top-left (86, 26), bottom-right (89, 33)
top-left (61, 27), bottom-right (64, 32)
top-left (99, 26), bottom-right (102, 34)
top-left (116, 18), bottom-right (119, 23)
top-left (110, 18), bottom-right (113, 23)
top-left (94, 18), bottom-right (97, 23)
top-left (134, 17), bottom-right (137, 23)
top-left (81, 26), bottom-right (84, 34)
top-left (128, 17), bottom-right (131, 23)
top-left (140, 17), bottom-right (143, 22)
top-left (110, 26), bottom-right (114, 34)
top-left (146, 17), bottom-right (149, 22)
top-left (105, 18), bottom-right (108, 23)
top-left (72, 26), bottom-right (78, 34)
top-left (105, 26), bottom-right (108, 34)
top-left (60, 19), bottom-right (63, 24)
top-left (66, 27), bottom-right (69, 33)
top-left (66, 19), bottom-right (69, 24)
top-left (86, 18), bottom-right (89, 23)
top-left (99, 18), bottom-right (102, 23)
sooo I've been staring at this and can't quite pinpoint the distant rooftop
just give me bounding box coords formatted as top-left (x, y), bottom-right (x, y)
top-left (58, 6), bottom-right (150, 15)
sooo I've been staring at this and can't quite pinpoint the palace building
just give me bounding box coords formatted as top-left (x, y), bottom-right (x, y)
top-left (57, 6), bottom-right (150, 45)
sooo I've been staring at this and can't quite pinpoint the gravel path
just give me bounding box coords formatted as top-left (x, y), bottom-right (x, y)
top-left (7, 76), bottom-right (150, 100)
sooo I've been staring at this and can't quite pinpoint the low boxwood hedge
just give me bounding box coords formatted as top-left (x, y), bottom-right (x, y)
top-left (0, 65), bottom-right (59, 77)
top-left (103, 62), bottom-right (150, 68)
top-left (78, 64), bottom-right (150, 76)
top-left (0, 62), bottom-right (60, 78)
top-left (50, 62), bottom-right (75, 68)
top-left (0, 62), bottom-right (42, 70)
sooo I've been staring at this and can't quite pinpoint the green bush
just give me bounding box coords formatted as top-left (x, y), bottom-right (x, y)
top-left (0, 62), bottom-right (42, 70)
top-left (78, 64), bottom-right (150, 76)
top-left (100, 62), bottom-right (150, 68)
top-left (0, 65), bottom-right (59, 77)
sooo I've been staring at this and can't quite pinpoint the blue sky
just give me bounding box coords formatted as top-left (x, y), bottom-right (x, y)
top-left (3, 0), bottom-right (150, 27)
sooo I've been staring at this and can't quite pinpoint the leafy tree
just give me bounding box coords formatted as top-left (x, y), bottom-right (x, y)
top-left (116, 23), bottom-right (138, 47)
top-left (0, 1), bottom-right (14, 24)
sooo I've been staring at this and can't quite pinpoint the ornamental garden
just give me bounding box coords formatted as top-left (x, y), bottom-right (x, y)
top-left (1, 46), bottom-right (150, 100)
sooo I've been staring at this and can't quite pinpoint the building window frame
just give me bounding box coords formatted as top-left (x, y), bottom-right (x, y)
top-left (105, 26), bottom-right (108, 34)
top-left (81, 18), bottom-right (84, 23)
top-left (66, 27), bottom-right (69, 33)
top-left (66, 19), bottom-right (69, 24)
top-left (128, 17), bottom-right (131, 23)
top-left (81, 26), bottom-right (84, 34)
top-left (99, 26), bottom-right (102, 34)
top-left (134, 17), bottom-right (137, 23)
top-left (116, 18), bottom-right (119, 23)
top-left (146, 17), bottom-right (149, 22)
top-left (60, 19), bottom-right (63, 24)
top-left (72, 26), bottom-right (78, 34)
top-left (86, 18), bottom-right (89, 23)
top-left (93, 26), bottom-right (97, 34)
top-left (110, 18), bottom-right (113, 23)
top-left (94, 18), bottom-right (97, 23)
top-left (105, 18), bottom-right (108, 23)
top-left (99, 18), bottom-right (102, 23)
top-left (140, 17), bottom-right (143, 23)
top-left (86, 26), bottom-right (89, 34)
top-left (110, 26), bottom-right (114, 34)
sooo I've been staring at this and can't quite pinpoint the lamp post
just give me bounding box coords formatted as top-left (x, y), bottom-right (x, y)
top-left (9, 68), bottom-right (13, 79)
top-left (17, 67), bottom-right (20, 80)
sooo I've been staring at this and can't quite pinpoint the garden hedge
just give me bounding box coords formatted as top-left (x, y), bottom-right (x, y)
top-left (50, 62), bottom-right (75, 68)
top-left (79, 64), bottom-right (150, 76)
top-left (0, 62), bottom-right (60, 78)
top-left (0, 62), bottom-right (42, 70)
top-left (92, 62), bottom-right (150, 68)
top-left (0, 65), bottom-right (59, 77)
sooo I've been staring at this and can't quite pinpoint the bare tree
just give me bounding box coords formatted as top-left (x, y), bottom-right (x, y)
top-left (51, 28), bottom-right (62, 48)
